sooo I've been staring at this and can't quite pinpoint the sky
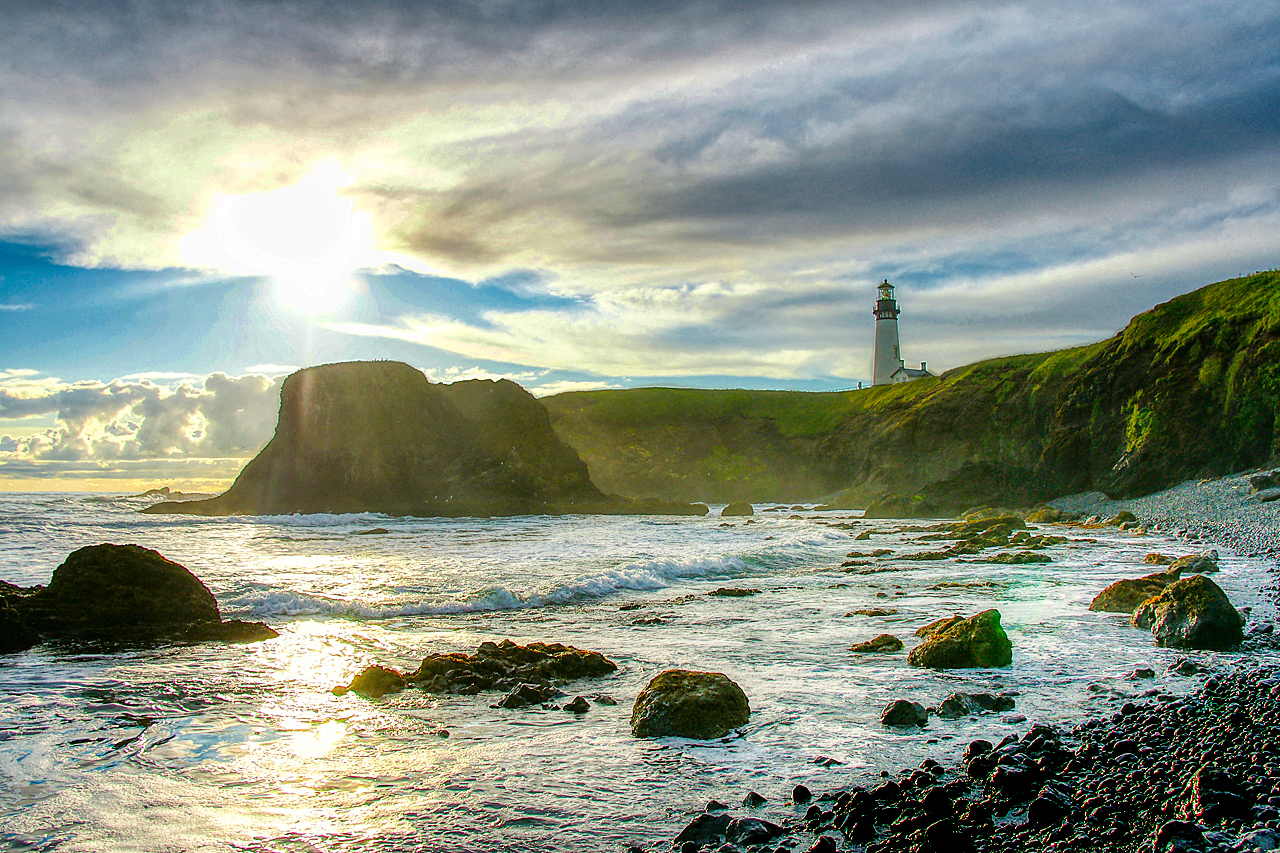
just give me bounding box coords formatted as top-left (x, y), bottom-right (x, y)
top-left (1, 0), bottom-right (1278, 490)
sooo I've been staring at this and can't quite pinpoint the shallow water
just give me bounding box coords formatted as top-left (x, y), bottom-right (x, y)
top-left (0, 494), bottom-right (1274, 852)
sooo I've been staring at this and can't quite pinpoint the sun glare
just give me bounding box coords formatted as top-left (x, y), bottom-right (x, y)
top-left (184, 163), bottom-right (375, 315)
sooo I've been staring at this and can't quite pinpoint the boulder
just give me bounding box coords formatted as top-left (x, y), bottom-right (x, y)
top-left (1107, 511), bottom-right (1138, 525)
top-left (333, 664), bottom-right (406, 698)
top-left (1144, 553), bottom-right (1174, 565)
top-left (851, 634), bottom-right (904, 653)
top-left (408, 639), bottom-right (617, 695)
top-left (935, 692), bottom-right (1015, 719)
top-left (1248, 470), bottom-right (1280, 492)
top-left (9, 544), bottom-right (277, 649)
top-left (1169, 550), bottom-right (1219, 574)
top-left (1132, 575), bottom-right (1244, 650)
top-left (908, 609), bottom-right (1012, 668)
top-left (630, 670), bottom-right (750, 739)
top-left (880, 699), bottom-right (929, 727)
top-left (1089, 568), bottom-right (1181, 614)
top-left (721, 501), bottom-right (754, 517)
top-left (708, 587), bottom-right (760, 597)
top-left (494, 682), bottom-right (560, 708)
top-left (1177, 764), bottom-right (1252, 822)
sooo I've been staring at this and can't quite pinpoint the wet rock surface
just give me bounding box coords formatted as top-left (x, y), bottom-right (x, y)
top-left (850, 634), bottom-right (904, 654)
top-left (665, 666), bottom-right (1280, 853)
top-left (0, 544), bottom-right (277, 652)
top-left (631, 669), bottom-right (750, 739)
top-left (1132, 574), bottom-right (1245, 650)
top-left (1090, 567), bottom-right (1182, 613)
top-left (908, 609), bottom-right (1013, 668)
top-left (335, 639), bottom-right (618, 701)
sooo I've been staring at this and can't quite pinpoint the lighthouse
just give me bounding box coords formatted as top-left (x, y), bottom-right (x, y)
top-left (872, 280), bottom-right (902, 386)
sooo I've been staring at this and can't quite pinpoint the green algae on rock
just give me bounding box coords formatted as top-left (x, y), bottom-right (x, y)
top-left (908, 609), bottom-right (1012, 669)
top-left (631, 670), bottom-right (750, 739)
top-left (851, 633), bottom-right (904, 653)
top-left (1131, 574), bottom-right (1244, 650)
top-left (1089, 568), bottom-right (1182, 614)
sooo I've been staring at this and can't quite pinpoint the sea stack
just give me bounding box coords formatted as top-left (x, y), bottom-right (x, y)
top-left (144, 361), bottom-right (705, 518)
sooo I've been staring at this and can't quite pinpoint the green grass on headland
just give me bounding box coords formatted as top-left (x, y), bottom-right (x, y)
top-left (545, 271), bottom-right (1280, 509)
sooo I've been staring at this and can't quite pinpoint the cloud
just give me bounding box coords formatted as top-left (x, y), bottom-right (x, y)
top-left (1, 0), bottom-right (1278, 384)
top-left (0, 303), bottom-right (34, 311)
top-left (0, 369), bottom-right (282, 468)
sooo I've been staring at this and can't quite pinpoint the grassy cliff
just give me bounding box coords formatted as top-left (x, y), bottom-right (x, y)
top-left (546, 272), bottom-right (1280, 509)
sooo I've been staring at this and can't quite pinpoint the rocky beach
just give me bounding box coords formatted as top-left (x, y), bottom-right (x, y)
top-left (660, 471), bottom-right (1280, 853)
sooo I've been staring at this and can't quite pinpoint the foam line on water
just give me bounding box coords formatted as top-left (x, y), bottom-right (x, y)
top-left (227, 552), bottom-right (749, 619)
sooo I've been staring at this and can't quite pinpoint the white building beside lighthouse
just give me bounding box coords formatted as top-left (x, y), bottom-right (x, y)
top-left (871, 279), bottom-right (934, 386)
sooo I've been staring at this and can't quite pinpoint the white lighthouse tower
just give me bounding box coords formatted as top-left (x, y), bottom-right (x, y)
top-left (872, 279), bottom-right (902, 386)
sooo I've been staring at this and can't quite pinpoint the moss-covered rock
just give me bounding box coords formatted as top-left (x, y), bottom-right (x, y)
top-left (908, 609), bottom-right (1012, 668)
top-left (1025, 506), bottom-right (1073, 523)
top-left (1089, 568), bottom-right (1181, 614)
top-left (915, 615), bottom-right (965, 638)
top-left (1131, 575), bottom-right (1244, 650)
top-left (851, 634), bottom-right (904, 653)
top-left (1107, 511), bottom-right (1138, 525)
top-left (630, 670), bottom-right (750, 739)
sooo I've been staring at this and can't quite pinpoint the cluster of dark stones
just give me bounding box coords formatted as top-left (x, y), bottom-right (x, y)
top-left (669, 666), bottom-right (1280, 853)
top-left (0, 543), bottom-right (276, 653)
top-left (335, 639), bottom-right (618, 711)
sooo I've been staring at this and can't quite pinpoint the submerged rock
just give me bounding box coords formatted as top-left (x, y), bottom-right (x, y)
top-left (851, 634), bottom-right (904, 653)
top-left (908, 609), bottom-right (1012, 668)
top-left (630, 669), bottom-right (750, 739)
top-left (2, 544), bottom-right (277, 652)
top-left (1090, 567), bottom-right (1182, 614)
top-left (708, 587), bottom-right (761, 597)
top-left (1132, 574), bottom-right (1244, 649)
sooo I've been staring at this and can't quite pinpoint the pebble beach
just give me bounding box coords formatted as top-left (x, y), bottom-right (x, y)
top-left (664, 470), bottom-right (1280, 853)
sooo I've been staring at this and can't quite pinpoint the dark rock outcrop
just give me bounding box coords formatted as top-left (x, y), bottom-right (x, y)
top-left (908, 610), bottom-right (1012, 668)
top-left (1090, 567), bottom-right (1182, 614)
top-left (334, 639), bottom-right (617, 703)
top-left (880, 699), bottom-right (929, 727)
top-left (143, 362), bottom-right (706, 518)
top-left (1131, 574), bottom-right (1244, 649)
top-left (630, 669), bottom-right (750, 739)
top-left (721, 501), bottom-right (754, 517)
top-left (1, 544), bottom-right (276, 652)
top-left (935, 691), bottom-right (1016, 718)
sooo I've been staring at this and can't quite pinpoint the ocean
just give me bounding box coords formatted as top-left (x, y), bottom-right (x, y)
top-left (0, 492), bottom-right (1274, 852)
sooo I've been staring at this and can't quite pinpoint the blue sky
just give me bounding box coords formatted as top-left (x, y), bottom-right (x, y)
top-left (1, 0), bottom-right (1278, 489)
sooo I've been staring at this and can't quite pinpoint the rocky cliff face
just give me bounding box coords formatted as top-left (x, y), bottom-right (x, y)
top-left (146, 361), bottom-right (703, 517)
top-left (1041, 271), bottom-right (1280, 498)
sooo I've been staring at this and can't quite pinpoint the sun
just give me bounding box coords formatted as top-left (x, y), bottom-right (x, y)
top-left (184, 163), bottom-right (375, 314)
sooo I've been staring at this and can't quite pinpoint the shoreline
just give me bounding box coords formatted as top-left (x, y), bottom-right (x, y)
top-left (662, 471), bottom-right (1280, 853)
